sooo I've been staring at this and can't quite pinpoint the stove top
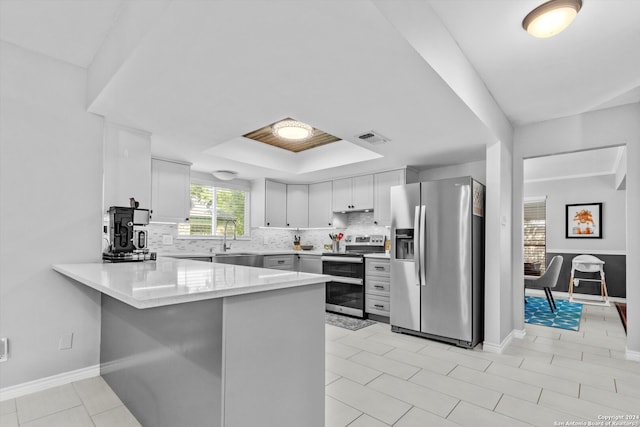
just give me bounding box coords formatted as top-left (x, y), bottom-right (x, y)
top-left (323, 234), bottom-right (386, 257)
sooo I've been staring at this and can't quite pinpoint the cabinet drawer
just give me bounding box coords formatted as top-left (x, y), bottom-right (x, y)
top-left (365, 295), bottom-right (390, 316)
top-left (264, 255), bottom-right (294, 270)
top-left (366, 278), bottom-right (390, 296)
top-left (365, 259), bottom-right (390, 277)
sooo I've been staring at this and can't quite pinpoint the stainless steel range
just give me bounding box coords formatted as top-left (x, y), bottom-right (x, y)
top-left (322, 235), bottom-right (385, 318)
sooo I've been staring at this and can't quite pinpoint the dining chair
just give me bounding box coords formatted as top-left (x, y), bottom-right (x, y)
top-left (525, 255), bottom-right (564, 313)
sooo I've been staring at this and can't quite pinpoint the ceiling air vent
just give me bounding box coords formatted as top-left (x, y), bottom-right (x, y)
top-left (356, 130), bottom-right (389, 145)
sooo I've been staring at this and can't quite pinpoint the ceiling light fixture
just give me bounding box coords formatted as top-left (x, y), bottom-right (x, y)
top-left (272, 119), bottom-right (314, 141)
top-left (522, 0), bottom-right (582, 38)
top-left (211, 170), bottom-right (237, 181)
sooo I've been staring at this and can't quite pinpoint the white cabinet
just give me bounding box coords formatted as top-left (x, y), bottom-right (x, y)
top-left (150, 158), bottom-right (191, 223)
top-left (263, 254), bottom-right (295, 271)
top-left (103, 123), bottom-right (151, 212)
top-left (332, 178), bottom-right (352, 212)
top-left (373, 169), bottom-right (405, 226)
top-left (286, 184), bottom-right (309, 228)
top-left (264, 181), bottom-right (309, 228)
top-left (352, 175), bottom-right (374, 210)
top-left (332, 175), bottom-right (373, 212)
top-left (265, 180), bottom-right (287, 227)
top-left (365, 258), bottom-right (390, 319)
top-left (298, 254), bottom-right (322, 274)
top-left (308, 181), bottom-right (334, 227)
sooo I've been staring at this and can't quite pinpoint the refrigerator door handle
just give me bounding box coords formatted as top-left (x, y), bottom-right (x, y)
top-left (419, 205), bottom-right (427, 286)
top-left (414, 205), bottom-right (421, 286)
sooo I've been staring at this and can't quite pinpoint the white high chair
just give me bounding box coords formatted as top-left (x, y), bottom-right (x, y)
top-left (568, 255), bottom-right (610, 306)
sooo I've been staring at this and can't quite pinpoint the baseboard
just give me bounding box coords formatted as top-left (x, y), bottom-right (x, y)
top-left (525, 289), bottom-right (626, 304)
top-left (513, 328), bottom-right (527, 339)
top-left (483, 330), bottom-right (514, 354)
top-left (625, 348), bottom-right (640, 362)
top-left (0, 364), bottom-right (99, 401)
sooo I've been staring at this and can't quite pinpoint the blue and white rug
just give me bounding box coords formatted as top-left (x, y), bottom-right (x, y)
top-left (524, 296), bottom-right (583, 331)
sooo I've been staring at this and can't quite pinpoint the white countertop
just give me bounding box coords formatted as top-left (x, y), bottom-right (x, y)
top-left (53, 258), bottom-right (330, 309)
top-left (163, 249), bottom-right (325, 258)
top-left (364, 253), bottom-right (391, 259)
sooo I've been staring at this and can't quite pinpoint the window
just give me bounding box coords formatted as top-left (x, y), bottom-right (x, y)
top-left (524, 198), bottom-right (546, 276)
top-left (178, 183), bottom-right (249, 237)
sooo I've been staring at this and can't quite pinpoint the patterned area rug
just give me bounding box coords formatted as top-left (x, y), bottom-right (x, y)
top-left (325, 312), bottom-right (375, 331)
top-left (525, 296), bottom-right (583, 331)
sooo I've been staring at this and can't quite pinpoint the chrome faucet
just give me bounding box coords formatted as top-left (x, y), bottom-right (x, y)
top-left (222, 219), bottom-right (237, 252)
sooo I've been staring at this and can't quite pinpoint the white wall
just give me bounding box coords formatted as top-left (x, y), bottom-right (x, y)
top-left (514, 103), bottom-right (640, 358)
top-left (0, 42), bottom-right (103, 388)
top-left (524, 175), bottom-right (626, 253)
top-left (484, 139), bottom-right (514, 350)
top-left (418, 160), bottom-right (486, 184)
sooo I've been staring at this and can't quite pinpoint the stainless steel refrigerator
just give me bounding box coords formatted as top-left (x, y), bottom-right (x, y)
top-left (390, 176), bottom-right (484, 348)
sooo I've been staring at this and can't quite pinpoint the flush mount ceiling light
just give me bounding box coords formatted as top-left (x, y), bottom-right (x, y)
top-left (522, 0), bottom-right (582, 38)
top-left (211, 170), bottom-right (237, 181)
top-left (243, 118), bottom-right (340, 153)
top-left (272, 119), bottom-right (314, 141)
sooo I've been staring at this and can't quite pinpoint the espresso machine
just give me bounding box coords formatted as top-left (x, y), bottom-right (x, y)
top-left (103, 206), bottom-right (156, 262)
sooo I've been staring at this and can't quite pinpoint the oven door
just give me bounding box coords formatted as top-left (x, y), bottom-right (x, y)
top-left (323, 256), bottom-right (365, 318)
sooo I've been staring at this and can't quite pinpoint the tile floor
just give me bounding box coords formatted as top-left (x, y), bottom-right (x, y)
top-left (1, 301), bottom-right (637, 426)
top-left (0, 376), bottom-right (140, 427)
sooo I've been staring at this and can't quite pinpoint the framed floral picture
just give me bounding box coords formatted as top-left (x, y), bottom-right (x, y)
top-left (566, 202), bottom-right (602, 239)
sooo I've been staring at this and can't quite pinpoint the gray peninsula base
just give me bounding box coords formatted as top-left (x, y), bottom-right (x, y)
top-left (100, 283), bottom-right (325, 427)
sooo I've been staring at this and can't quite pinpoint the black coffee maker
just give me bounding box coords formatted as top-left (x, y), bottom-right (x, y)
top-left (103, 206), bottom-right (155, 262)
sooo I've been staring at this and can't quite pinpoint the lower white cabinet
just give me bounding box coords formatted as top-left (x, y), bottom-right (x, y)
top-left (365, 295), bottom-right (391, 317)
top-left (263, 254), bottom-right (295, 271)
top-left (365, 258), bottom-right (390, 319)
top-left (298, 254), bottom-right (322, 274)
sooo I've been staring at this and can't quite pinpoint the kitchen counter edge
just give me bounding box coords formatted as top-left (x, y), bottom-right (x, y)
top-left (53, 259), bottom-right (330, 310)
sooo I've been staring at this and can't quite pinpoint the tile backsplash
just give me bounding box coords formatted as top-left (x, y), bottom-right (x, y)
top-left (148, 211), bottom-right (389, 253)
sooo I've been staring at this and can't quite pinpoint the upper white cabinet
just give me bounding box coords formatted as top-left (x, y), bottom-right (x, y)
top-left (331, 178), bottom-right (352, 212)
top-left (265, 180), bottom-right (287, 227)
top-left (286, 184), bottom-right (309, 228)
top-left (151, 158), bottom-right (191, 223)
top-left (103, 123), bottom-right (151, 212)
top-left (373, 169), bottom-right (406, 226)
top-left (308, 181), bottom-right (334, 227)
top-left (332, 175), bottom-right (373, 212)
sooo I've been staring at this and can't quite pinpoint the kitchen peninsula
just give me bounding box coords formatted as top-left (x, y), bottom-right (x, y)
top-left (53, 258), bottom-right (328, 427)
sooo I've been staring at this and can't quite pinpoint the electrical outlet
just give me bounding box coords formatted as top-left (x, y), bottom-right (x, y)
top-left (59, 333), bottom-right (73, 350)
top-left (162, 235), bottom-right (173, 245)
top-left (0, 337), bottom-right (8, 362)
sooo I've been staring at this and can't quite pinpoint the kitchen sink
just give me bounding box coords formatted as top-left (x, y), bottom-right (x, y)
top-left (211, 253), bottom-right (263, 267)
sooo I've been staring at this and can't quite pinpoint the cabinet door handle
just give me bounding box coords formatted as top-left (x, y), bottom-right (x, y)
top-left (374, 285), bottom-right (384, 289)
top-left (185, 218), bottom-right (189, 222)
top-left (267, 222), bottom-right (270, 226)
top-left (278, 260), bottom-right (285, 264)
top-left (374, 304), bottom-right (384, 309)
top-left (374, 266), bottom-right (385, 270)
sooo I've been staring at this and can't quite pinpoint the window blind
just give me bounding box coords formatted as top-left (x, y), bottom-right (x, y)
top-left (524, 199), bottom-right (546, 275)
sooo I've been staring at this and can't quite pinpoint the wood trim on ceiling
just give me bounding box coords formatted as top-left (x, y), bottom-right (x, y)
top-left (243, 118), bottom-right (341, 153)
